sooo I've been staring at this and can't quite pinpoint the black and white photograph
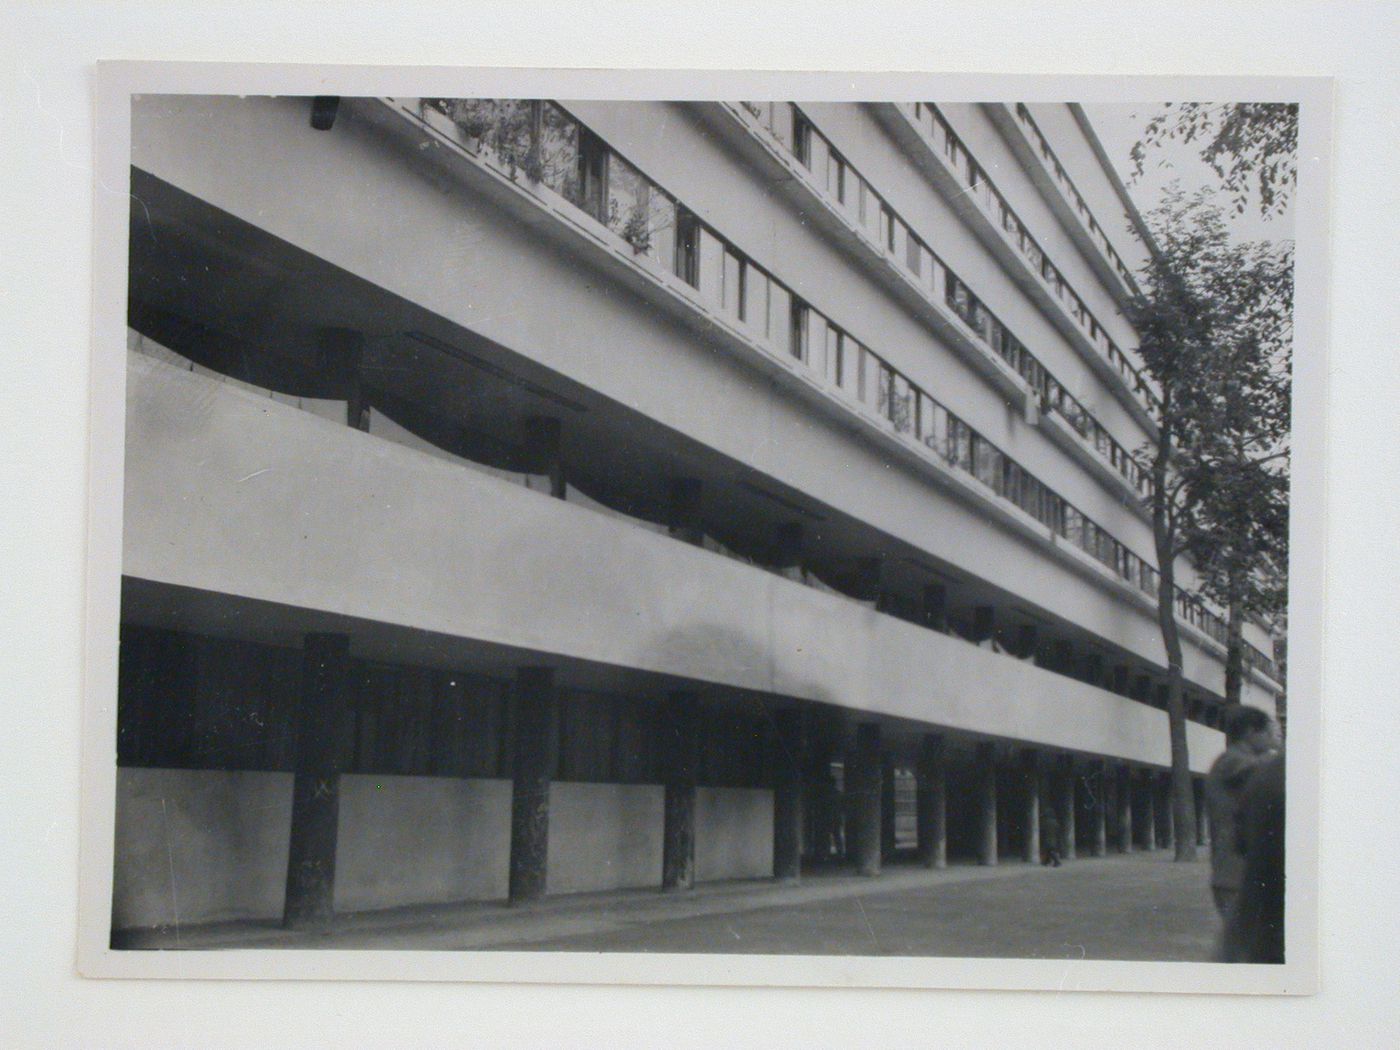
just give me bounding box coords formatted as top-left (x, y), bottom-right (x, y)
top-left (9, 1), bottom-right (1399, 1042)
top-left (78, 67), bottom-right (1328, 994)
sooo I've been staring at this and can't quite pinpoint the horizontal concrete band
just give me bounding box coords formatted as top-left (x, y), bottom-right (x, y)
top-left (124, 358), bottom-right (1224, 773)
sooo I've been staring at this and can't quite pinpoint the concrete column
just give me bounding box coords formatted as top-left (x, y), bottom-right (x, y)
top-left (1193, 776), bottom-right (1209, 847)
top-left (915, 733), bottom-right (946, 869)
top-left (1052, 640), bottom-right (1074, 675)
top-left (1115, 764), bottom-right (1134, 854)
top-left (508, 666), bottom-right (559, 903)
top-left (1157, 773), bottom-right (1175, 850)
top-left (1139, 771), bottom-right (1159, 851)
top-left (318, 327), bottom-right (368, 432)
top-left (772, 522), bottom-right (805, 580)
top-left (921, 583), bottom-right (948, 633)
top-left (851, 723), bottom-right (883, 876)
top-left (1090, 760), bottom-right (1108, 857)
top-left (1020, 749), bottom-right (1041, 864)
top-left (283, 632), bottom-right (351, 930)
top-left (1111, 664), bottom-right (1131, 696)
top-left (880, 755), bottom-right (898, 861)
top-left (855, 558), bottom-right (885, 609)
top-left (661, 691), bottom-right (700, 892)
top-left (1056, 755), bottom-right (1076, 861)
top-left (1082, 654), bottom-right (1103, 686)
top-left (973, 606), bottom-right (996, 645)
top-left (772, 708), bottom-right (804, 882)
top-left (975, 742), bottom-right (998, 866)
top-left (524, 416), bottom-right (566, 499)
top-left (666, 477), bottom-right (704, 546)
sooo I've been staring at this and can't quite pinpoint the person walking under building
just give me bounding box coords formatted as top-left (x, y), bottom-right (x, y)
top-left (1205, 705), bottom-right (1280, 921)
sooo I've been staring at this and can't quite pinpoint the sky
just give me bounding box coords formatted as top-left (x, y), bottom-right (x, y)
top-left (1082, 103), bottom-right (1297, 249)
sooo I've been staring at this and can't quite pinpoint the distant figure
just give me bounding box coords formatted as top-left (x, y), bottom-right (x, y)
top-left (1205, 705), bottom-right (1280, 920)
top-left (1041, 804), bottom-right (1062, 867)
top-left (1220, 753), bottom-right (1286, 963)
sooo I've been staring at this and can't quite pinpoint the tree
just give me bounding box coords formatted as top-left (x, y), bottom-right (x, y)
top-left (1131, 103), bottom-right (1299, 218)
top-left (1129, 188), bottom-right (1292, 860)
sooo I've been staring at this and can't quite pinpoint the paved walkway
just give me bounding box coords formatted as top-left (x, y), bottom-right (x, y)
top-left (115, 852), bottom-right (1220, 962)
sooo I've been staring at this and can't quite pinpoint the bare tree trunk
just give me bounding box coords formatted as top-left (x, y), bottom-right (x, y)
top-left (1151, 413), bottom-right (1198, 861)
top-left (1223, 562), bottom-right (1246, 706)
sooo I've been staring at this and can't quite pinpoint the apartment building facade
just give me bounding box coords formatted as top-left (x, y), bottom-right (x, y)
top-left (111, 95), bottom-right (1284, 936)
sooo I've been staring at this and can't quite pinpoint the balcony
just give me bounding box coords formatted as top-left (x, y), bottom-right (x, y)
top-left (694, 101), bottom-right (1154, 517)
top-left (122, 353), bottom-right (1228, 766)
top-left (985, 103), bottom-right (1143, 308)
top-left (868, 102), bottom-right (1160, 436)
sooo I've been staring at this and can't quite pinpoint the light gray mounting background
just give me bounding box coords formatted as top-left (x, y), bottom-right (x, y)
top-left (3, 1), bottom-right (1395, 1046)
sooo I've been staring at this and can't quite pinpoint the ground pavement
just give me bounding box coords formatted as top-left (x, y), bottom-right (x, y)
top-left (114, 851), bottom-right (1220, 962)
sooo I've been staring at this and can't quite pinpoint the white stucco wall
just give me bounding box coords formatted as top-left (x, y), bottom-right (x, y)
top-left (123, 359), bottom-right (1227, 771)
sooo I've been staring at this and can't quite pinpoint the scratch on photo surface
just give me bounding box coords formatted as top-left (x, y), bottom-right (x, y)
top-left (1056, 942), bottom-right (1087, 991)
top-left (235, 468), bottom-right (271, 483)
top-left (854, 896), bottom-right (881, 952)
top-left (161, 797), bottom-right (181, 948)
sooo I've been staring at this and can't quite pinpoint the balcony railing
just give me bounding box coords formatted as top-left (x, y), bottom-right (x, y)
top-left (407, 97), bottom-right (1278, 687)
top-left (899, 102), bottom-right (1159, 418)
top-left (731, 101), bottom-right (1155, 505)
top-left (1011, 103), bottom-right (1142, 297)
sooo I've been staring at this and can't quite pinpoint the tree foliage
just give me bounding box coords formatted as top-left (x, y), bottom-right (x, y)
top-left (1131, 103), bottom-right (1299, 218)
top-left (1128, 186), bottom-right (1294, 858)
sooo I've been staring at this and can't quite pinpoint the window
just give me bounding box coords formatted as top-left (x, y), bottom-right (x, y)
top-left (825, 326), bottom-right (844, 388)
top-left (698, 227), bottom-right (725, 308)
top-left (674, 206), bottom-right (700, 287)
top-left (792, 111), bottom-right (812, 167)
top-left (840, 337), bottom-right (862, 391)
top-left (744, 264), bottom-right (769, 337)
top-left (807, 310), bottom-right (828, 372)
top-left (538, 103), bottom-right (581, 201)
top-left (605, 153), bottom-right (647, 242)
top-left (859, 346), bottom-right (881, 409)
top-left (789, 298), bottom-right (809, 362)
top-left (769, 103), bottom-right (795, 148)
top-left (645, 191), bottom-right (677, 269)
top-left (947, 415), bottom-right (972, 470)
top-left (879, 205), bottom-right (895, 253)
top-left (578, 127), bottom-right (609, 223)
top-left (830, 152), bottom-right (847, 204)
top-left (722, 248), bottom-right (745, 321)
top-left (906, 231), bottom-right (922, 274)
top-left (891, 373), bottom-right (913, 434)
top-left (767, 282), bottom-right (792, 355)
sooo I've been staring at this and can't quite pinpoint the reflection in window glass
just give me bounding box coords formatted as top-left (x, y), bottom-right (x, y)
top-left (606, 153), bottom-right (647, 241)
top-left (891, 373), bottom-right (913, 434)
top-left (538, 104), bottom-right (581, 202)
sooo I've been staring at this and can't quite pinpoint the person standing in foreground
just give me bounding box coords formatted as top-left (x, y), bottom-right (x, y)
top-left (1204, 705), bottom-right (1280, 920)
top-left (1220, 752), bottom-right (1286, 963)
